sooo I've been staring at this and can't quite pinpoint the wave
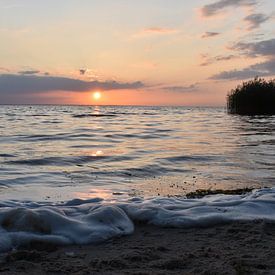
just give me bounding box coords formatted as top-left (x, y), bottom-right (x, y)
top-left (71, 111), bottom-right (159, 118)
top-left (0, 154), bottom-right (16, 158)
top-left (1, 188), bottom-right (275, 252)
top-left (72, 114), bottom-right (117, 118)
top-left (6, 155), bottom-right (136, 166)
top-left (160, 155), bottom-right (218, 163)
top-left (6, 156), bottom-right (106, 166)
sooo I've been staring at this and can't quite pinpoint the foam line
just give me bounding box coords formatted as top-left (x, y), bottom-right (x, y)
top-left (1, 188), bottom-right (275, 252)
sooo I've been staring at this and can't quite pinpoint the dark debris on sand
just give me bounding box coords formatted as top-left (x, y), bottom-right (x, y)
top-left (186, 188), bottom-right (254, 199)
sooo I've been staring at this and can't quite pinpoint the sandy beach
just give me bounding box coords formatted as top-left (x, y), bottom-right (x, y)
top-left (1, 220), bottom-right (275, 275)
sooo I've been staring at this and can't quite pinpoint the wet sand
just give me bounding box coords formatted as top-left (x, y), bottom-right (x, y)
top-left (1, 221), bottom-right (275, 275)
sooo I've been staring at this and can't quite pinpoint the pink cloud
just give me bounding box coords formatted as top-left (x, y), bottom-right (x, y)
top-left (133, 27), bottom-right (179, 38)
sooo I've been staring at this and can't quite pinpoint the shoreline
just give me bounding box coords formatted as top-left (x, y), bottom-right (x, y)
top-left (1, 221), bottom-right (275, 274)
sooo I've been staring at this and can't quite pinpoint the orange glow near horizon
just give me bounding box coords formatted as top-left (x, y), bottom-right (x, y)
top-left (92, 91), bottom-right (102, 101)
top-left (39, 84), bottom-right (232, 106)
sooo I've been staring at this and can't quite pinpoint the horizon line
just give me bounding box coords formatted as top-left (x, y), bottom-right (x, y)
top-left (0, 103), bottom-right (226, 108)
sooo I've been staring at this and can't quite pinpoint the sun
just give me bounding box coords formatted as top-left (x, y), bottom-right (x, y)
top-left (93, 91), bottom-right (102, 100)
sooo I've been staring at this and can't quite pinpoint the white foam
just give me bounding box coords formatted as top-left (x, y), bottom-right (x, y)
top-left (1, 188), bottom-right (275, 252)
top-left (0, 204), bottom-right (133, 252)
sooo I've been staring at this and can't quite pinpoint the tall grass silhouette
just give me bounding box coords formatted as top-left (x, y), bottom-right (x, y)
top-left (227, 77), bottom-right (275, 115)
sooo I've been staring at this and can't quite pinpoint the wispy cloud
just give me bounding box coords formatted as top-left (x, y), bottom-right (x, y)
top-left (18, 70), bottom-right (40, 75)
top-left (201, 32), bottom-right (220, 38)
top-left (142, 27), bottom-right (179, 34)
top-left (200, 54), bottom-right (237, 66)
top-left (244, 13), bottom-right (271, 30)
top-left (133, 27), bottom-right (179, 38)
top-left (0, 74), bottom-right (145, 95)
top-left (201, 0), bottom-right (257, 17)
top-left (161, 83), bottom-right (199, 93)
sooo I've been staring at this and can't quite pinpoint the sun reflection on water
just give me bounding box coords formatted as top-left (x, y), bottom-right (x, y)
top-left (91, 150), bottom-right (103, 157)
top-left (73, 188), bottom-right (114, 200)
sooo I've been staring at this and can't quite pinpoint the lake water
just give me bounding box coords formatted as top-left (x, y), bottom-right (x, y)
top-left (0, 105), bottom-right (275, 251)
top-left (0, 105), bottom-right (275, 201)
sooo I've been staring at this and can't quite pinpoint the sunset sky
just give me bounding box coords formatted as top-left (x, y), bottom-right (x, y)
top-left (0, 0), bottom-right (274, 106)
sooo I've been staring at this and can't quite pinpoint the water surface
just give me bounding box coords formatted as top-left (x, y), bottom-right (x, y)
top-left (0, 105), bottom-right (274, 201)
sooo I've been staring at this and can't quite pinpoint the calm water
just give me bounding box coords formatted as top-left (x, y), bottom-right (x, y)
top-left (0, 105), bottom-right (275, 201)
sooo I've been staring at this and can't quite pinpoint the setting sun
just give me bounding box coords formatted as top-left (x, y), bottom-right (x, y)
top-left (93, 91), bottom-right (102, 100)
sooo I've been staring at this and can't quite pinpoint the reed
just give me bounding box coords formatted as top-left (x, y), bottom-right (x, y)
top-left (227, 77), bottom-right (275, 115)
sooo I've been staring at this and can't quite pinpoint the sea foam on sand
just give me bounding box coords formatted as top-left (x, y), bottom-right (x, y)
top-left (1, 188), bottom-right (275, 252)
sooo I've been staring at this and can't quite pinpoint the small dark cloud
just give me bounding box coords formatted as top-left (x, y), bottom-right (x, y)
top-left (18, 70), bottom-right (40, 75)
top-left (0, 74), bottom-right (145, 95)
top-left (210, 58), bottom-right (275, 80)
top-left (201, 32), bottom-right (220, 38)
top-left (215, 55), bottom-right (237, 61)
top-left (231, 38), bottom-right (275, 57)
top-left (244, 13), bottom-right (270, 30)
top-left (162, 83), bottom-right (199, 93)
top-left (201, 0), bottom-right (257, 17)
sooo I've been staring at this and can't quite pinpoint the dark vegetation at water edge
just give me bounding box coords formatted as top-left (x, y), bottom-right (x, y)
top-left (227, 77), bottom-right (275, 115)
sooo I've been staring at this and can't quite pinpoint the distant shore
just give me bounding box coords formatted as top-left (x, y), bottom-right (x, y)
top-left (1, 221), bottom-right (275, 275)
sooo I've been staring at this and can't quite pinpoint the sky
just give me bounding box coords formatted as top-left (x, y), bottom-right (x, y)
top-left (0, 0), bottom-right (274, 106)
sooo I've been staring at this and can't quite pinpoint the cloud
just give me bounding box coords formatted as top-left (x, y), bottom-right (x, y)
top-left (18, 70), bottom-right (40, 75)
top-left (244, 13), bottom-right (271, 30)
top-left (142, 27), bottom-right (178, 34)
top-left (201, 32), bottom-right (220, 38)
top-left (210, 37), bottom-right (275, 80)
top-left (133, 27), bottom-right (179, 38)
top-left (200, 54), bottom-right (237, 66)
top-left (201, 0), bottom-right (257, 17)
top-left (231, 38), bottom-right (275, 56)
top-left (210, 58), bottom-right (275, 79)
top-left (162, 83), bottom-right (199, 93)
top-left (215, 55), bottom-right (237, 61)
top-left (0, 74), bottom-right (145, 95)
